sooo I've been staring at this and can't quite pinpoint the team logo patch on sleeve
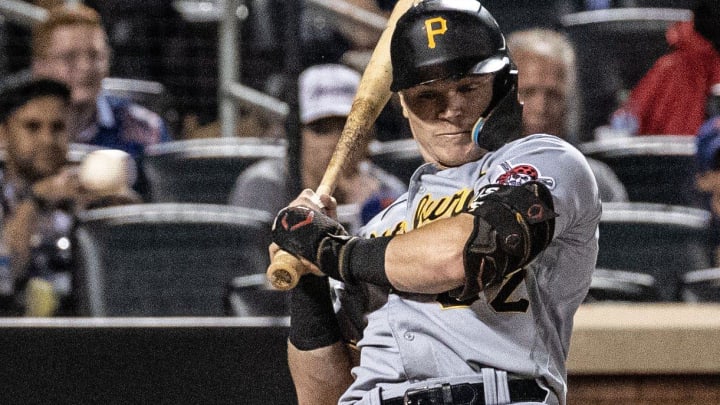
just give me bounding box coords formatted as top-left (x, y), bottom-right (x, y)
top-left (495, 162), bottom-right (556, 189)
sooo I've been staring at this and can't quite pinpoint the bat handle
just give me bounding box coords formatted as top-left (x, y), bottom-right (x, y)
top-left (266, 250), bottom-right (309, 290)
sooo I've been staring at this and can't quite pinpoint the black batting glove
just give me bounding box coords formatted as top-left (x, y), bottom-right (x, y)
top-left (272, 206), bottom-right (356, 282)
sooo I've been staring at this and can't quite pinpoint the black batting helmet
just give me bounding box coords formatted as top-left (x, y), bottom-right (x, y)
top-left (390, 0), bottom-right (523, 150)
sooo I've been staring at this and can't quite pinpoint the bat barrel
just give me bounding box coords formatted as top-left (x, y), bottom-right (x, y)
top-left (266, 0), bottom-right (414, 290)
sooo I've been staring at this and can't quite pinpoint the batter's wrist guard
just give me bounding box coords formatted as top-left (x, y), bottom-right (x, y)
top-left (272, 206), bottom-right (392, 287)
top-left (289, 275), bottom-right (341, 350)
top-left (456, 181), bottom-right (557, 301)
top-left (317, 236), bottom-right (392, 287)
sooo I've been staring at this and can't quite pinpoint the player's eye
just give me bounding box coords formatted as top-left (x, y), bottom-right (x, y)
top-left (51, 120), bottom-right (66, 134)
top-left (23, 121), bottom-right (41, 133)
top-left (417, 91), bottom-right (438, 100)
top-left (457, 84), bottom-right (481, 93)
top-left (304, 117), bottom-right (345, 135)
top-left (547, 90), bottom-right (564, 103)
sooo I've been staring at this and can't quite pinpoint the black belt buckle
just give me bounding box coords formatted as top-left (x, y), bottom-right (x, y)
top-left (402, 383), bottom-right (478, 405)
top-left (403, 383), bottom-right (446, 405)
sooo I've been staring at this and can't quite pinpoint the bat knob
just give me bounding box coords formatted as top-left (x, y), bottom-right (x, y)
top-left (266, 250), bottom-right (305, 290)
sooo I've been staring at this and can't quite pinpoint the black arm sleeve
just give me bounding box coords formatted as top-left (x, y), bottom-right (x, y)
top-left (289, 275), bottom-right (342, 351)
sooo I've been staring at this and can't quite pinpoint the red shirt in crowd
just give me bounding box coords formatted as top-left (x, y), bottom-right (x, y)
top-left (618, 21), bottom-right (720, 135)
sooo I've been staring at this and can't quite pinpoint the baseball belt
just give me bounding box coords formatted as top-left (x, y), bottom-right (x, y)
top-left (381, 379), bottom-right (547, 405)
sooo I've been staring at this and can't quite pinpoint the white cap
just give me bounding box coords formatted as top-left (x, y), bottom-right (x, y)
top-left (298, 64), bottom-right (361, 124)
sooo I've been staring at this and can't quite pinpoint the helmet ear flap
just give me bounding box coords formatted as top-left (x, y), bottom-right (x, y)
top-left (472, 68), bottom-right (524, 151)
top-left (487, 62), bottom-right (514, 115)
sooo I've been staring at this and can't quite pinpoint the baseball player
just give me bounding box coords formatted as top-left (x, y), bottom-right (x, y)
top-left (270, 1), bottom-right (601, 404)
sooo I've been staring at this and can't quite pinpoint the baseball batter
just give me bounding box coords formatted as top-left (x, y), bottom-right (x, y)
top-left (269, 1), bottom-right (601, 404)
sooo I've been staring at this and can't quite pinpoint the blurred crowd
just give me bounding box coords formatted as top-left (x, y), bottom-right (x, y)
top-left (1, 1), bottom-right (712, 142)
top-left (0, 0), bottom-right (719, 316)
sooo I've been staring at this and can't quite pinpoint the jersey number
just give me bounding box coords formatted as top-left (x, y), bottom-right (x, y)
top-left (436, 268), bottom-right (529, 311)
top-left (490, 268), bottom-right (529, 313)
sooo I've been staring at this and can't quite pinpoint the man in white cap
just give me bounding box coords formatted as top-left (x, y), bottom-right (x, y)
top-left (229, 63), bottom-right (405, 229)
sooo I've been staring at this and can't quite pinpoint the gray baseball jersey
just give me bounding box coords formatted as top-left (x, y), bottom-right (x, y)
top-left (336, 134), bottom-right (601, 405)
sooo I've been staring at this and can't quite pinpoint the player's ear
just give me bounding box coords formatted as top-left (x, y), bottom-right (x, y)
top-left (398, 93), bottom-right (410, 119)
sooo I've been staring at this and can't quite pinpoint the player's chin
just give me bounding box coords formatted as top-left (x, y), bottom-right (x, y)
top-left (524, 119), bottom-right (552, 136)
top-left (33, 158), bottom-right (65, 177)
top-left (32, 165), bottom-right (62, 181)
top-left (434, 146), bottom-right (485, 168)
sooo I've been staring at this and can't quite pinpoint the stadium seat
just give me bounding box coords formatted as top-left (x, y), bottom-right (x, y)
top-left (630, 0), bottom-right (696, 8)
top-left (561, 8), bottom-right (692, 140)
top-left (597, 202), bottom-right (714, 302)
top-left (368, 138), bottom-right (425, 184)
top-left (224, 273), bottom-right (289, 317)
top-left (578, 135), bottom-right (701, 207)
top-left (73, 203), bottom-right (274, 316)
top-left (585, 268), bottom-right (659, 303)
top-left (680, 267), bottom-right (720, 302)
top-left (102, 77), bottom-right (168, 116)
top-left (143, 137), bottom-right (286, 204)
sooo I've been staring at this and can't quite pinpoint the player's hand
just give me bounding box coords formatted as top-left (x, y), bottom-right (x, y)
top-left (271, 205), bottom-right (353, 281)
top-left (31, 166), bottom-right (82, 208)
top-left (288, 189), bottom-right (338, 220)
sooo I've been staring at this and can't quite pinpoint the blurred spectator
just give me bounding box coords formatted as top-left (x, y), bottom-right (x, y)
top-left (30, 3), bottom-right (171, 197)
top-left (228, 63), bottom-right (405, 230)
top-left (508, 27), bottom-right (629, 202)
top-left (611, 0), bottom-right (720, 136)
top-left (0, 77), bottom-right (140, 316)
top-left (508, 28), bottom-right (578, 140)
top-left (306, 0), bottom-right (411, 142)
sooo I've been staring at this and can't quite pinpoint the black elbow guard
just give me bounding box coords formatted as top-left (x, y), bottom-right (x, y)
top-left (456, 181), bottom-right (557, 301)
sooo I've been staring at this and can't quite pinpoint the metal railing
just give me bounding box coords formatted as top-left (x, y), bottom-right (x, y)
top-left (0, 0), bottom-right (47, 26)
top-left (177, 0), bottom-right (388, 137)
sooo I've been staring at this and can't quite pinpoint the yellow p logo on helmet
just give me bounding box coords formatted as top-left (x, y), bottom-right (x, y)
top-left (424, 17), bottom-right (447, 49)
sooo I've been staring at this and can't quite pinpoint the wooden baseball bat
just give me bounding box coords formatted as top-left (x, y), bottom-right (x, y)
top-left (266, 0), bottom-right (415, 291)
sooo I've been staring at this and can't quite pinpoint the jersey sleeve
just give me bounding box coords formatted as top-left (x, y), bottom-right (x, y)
top-left (479, 134), bottom-right (602, 241)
